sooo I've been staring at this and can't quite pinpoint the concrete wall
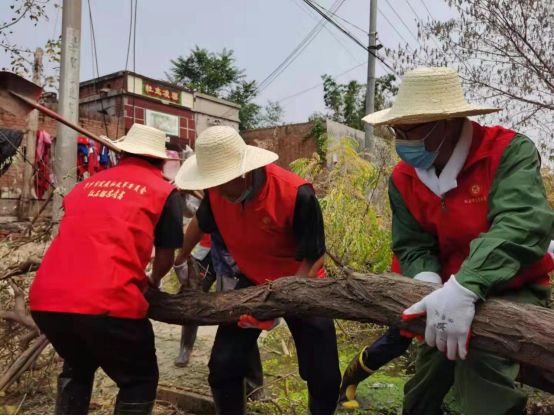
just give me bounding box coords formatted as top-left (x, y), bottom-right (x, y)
top-left (194, 93), bottom-right (240, 135)
top-left (241, 122), bottom-right (318, 170)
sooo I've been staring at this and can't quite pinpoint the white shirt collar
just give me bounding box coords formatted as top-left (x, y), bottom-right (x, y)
top-left (415, 118), bottom-right (473, 198)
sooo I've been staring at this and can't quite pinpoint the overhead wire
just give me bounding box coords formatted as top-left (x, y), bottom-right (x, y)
top-left (132, 0), bottom-right (138, 123)
top-left (276, 60), bottom-right (367, 104)
top-left (117, 0), bottom-right (134, 138)
top-left (404, 0), bottom-right (444, 53)
top-left (303, 0), bottom-right (398, 75)
top-left (217, 0), bottom-right (346, 120)
top-left (382, 0), bottom-right (425, 50)
top-left (257, 0), bottom-right (346, 94)
top-left (419, 0), bottom-right (436, 21)
top-left (44, 0), bottom-right (61, 81)
top-left (87, 0), bottom-right (110, 137)
top-left (289, 0), bottom-right (362, 64)
top-left (377, 7), bottom-right (414, 50)
top-left (307, 0), bottom-right (368, 35)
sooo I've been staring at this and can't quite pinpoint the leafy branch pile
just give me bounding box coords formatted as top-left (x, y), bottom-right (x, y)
top-left (291, 136), bottom-right (394, 275)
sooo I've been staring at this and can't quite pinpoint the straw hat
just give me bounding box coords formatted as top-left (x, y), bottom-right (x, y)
top-left (362, 67), bottom-right (500, 126)
top-left (112, 124), bottom-right (169, 159)
top-left (175, 126), bottom-right (278, 190)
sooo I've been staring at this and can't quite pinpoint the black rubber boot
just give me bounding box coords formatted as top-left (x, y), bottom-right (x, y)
top-left (211, 385), bottom-right (246, 415)
top-left (338, 348), bottom-right (374, 410)
top-left (114, 397), bottom-right (155, 415)
top-left (55, 377), bottom-right (94, 415)
top-left (175, 324), bottom-right (198, 367)
top-left (308, 392), bottom-right (337, 415)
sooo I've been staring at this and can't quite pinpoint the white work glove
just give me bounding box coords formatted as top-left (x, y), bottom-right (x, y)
top-left (548, 240), bottom-right (554, 259)
top-left (402, 275), bottom-right (479, 360)
top-left (414, 271), bottom-right (442, 284)
top-left (146, 271), bottom-right (162, 290)
top-left (238, 315), bottom-right (281, 331)
top-left (174, 262), bottom-right (189, 286)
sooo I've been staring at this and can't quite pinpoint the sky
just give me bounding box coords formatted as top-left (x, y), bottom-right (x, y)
top-left (0, 0), bottom-right (455, 124)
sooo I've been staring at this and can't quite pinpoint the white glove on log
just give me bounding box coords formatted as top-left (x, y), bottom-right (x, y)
top-left (414, 271), bottom-right (442, 284)
top-left (174, 262), bottom-right (189, 286)
top-left (402, 275), bottom-right (479, 360)
top-left (146, 271), bottom-right (162, 290)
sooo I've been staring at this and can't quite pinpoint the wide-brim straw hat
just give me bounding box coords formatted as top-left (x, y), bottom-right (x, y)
top-left (112, 124), bottom-right (169, 159)
top-left (175, 126), bottom-right (278, 190)
top-left (362, 67), bottom-right (501, 126)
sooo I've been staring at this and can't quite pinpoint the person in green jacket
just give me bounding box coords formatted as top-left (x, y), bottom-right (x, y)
top-left (339, 67), bottom-right (554, 414)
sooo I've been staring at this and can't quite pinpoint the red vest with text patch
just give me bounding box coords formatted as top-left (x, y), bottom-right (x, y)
top-left (392, 122), bottom-right (553, 289)
top-left (209, 164), bottom-right (325, 285)
top-left (30, 157), bottom-right (175, 318)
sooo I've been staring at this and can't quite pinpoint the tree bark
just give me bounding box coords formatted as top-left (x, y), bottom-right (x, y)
top-left (146, 272), bottom-right (554, 394)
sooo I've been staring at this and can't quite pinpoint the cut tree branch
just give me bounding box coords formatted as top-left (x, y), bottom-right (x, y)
top-left (1, 257), bottom-right (43, 281)
top-left (145, 273), bottom-right (554, 394)
top-left (0, 334), bottom-right (48, 393)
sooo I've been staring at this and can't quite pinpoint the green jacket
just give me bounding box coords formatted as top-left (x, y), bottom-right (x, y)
top-left (390, 134), bottom-right (554, 298)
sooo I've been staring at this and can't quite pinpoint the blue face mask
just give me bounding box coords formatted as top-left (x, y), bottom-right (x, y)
top-left (394, 122), bottom-right (445, 169)
top-left (395, 142), bottom-right (440, 169)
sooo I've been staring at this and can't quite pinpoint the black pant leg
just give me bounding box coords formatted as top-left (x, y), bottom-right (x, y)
top-left (32, 312), bottom-right (98, 414)
top-left (32, 311), bottom-right (99, 380)
top-left (245, 343), bottom-right (264, 396)
top-left (77, 316), bottom-right (159, 405)
top-left (285, 316), bottom-right (341, 414)
top-left (362, 328), bottom-right (412, 371)
top-left (208, 322), bottom-right (261, 414)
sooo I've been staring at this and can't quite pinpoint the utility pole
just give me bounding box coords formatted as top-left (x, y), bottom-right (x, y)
top-left (19, 47), bottom-right (43, 220)
top-left (53, 0), bottom-right (81, 229)
top-left (364, 0), bottom-right (378, 155)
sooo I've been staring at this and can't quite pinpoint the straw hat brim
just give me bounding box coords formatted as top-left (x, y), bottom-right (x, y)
top-left (112, 139), bottom-right (170, 159)
top-left (363, 104), bottom-right (501, 127)
top-left (175, 145), bottom-right (278, 190)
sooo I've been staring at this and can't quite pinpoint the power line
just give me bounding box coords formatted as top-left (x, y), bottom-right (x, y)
top-left (419, 0), bottom-right (436, 21)
top-left (132, 0), bottom-right (138, 123)
top-left (218, 0), bottom-right (346, 120)
top-left (290, 0), bottom-right (362, 64)
top-left (276, 61), bottom-right (367, 103)
top-left (308, 0), bottom-right (369, 35)
top-left (382, 0), bottom-right (425, 49)
top-left (87, 0), bottom-right (109, 137)
top-left (124, 0), bottom-right (133, 72)
top-left (404, 0), bottom-right (424, 21)
top-left (377, 7), bottom-right (413, 50)
top-left (404, 0), bottom-right (443, 52)
top-left (303, 0), bottom-right (398, 75)
top-left (257, 0), bottom-right (346, 94)
top-left (117, 0), bottom-right (134, 138)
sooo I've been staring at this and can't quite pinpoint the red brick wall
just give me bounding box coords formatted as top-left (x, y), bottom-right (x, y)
top-left (241, 122), bottom-right (320, 170)
top-left (80, 75), bottom-right (126, 100)
top-left (0, 107), bottom-right (122, 195)
top-left (123, 95), bottom-right (195, 149)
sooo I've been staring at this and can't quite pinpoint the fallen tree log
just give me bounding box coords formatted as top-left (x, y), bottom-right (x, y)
top-left (146, 272), bottom-right (554, 394)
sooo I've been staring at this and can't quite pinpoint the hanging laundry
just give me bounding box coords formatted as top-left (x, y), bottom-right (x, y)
top-left (34, 130), bottom-right (52, 199)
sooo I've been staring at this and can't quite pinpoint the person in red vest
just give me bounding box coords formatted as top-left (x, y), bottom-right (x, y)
top-left (173, 126), bottom-right (341, 414)
top-left (30, 124), bottom-right (184, 415)
top-left (340, 67), bottom-right (554, 414)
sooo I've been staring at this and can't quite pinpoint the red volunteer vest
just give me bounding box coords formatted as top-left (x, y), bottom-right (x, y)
top-left (392, 122), bottom-right (553, 289)
top-left (30, 157), bottom-right (175, 318)
top-left (209, 164), bottom-right (325, 285)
